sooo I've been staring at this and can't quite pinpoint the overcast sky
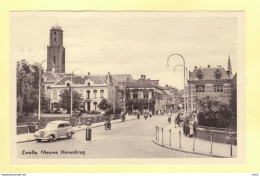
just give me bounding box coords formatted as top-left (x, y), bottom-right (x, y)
top-left (10, 11), bottom-right (238, 89)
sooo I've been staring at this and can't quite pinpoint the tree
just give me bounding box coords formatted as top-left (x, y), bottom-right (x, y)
top-left (196, 93), bottom-right (233, 128)
top-left (16, 60), bottom-right (45, 120)
top-left (59, 88), bottom-right (83, 113)
top-left (97, 98), bottom-right (112, 114)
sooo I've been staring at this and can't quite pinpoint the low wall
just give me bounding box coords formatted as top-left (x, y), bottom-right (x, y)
top-left (17, 113), bottom-right (122, 134)
top-left (196, 126), bottom-right (237, 145)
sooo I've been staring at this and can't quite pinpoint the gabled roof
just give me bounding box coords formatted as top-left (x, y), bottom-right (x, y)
top-left (189, 67), bottom-right (231, 81)
top-left (162, 90), bottom-right (170, 98)
top-left (111, 74), bottom-right (133, 83)
top-left (55, 75), bottom-right (107, 85)
top-left (42, 72), bottom-right (62, 83)
top-left (126, 78), bottom-right (163, 90)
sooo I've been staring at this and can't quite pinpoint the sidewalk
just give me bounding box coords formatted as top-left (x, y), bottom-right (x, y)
top-left (17, 115), bottom-right (137, 143)
top-left (152, 123), bottom-right (237, 158)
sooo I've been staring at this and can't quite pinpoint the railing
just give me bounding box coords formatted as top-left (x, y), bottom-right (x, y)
top-left (154, 125), bottom-right (235, 157)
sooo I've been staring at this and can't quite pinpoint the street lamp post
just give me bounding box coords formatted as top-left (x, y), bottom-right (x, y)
top-left (38, 60), bottom-right (55, 121)
top-left (70, 69), bottom-right (84, 118)
top-left (173, 64), bottom-right (189, 112)
top-left (166, 54), bottom-right (187, 115)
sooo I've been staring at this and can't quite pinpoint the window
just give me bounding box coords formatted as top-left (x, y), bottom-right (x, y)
top-left (215, 73), bottom-right (221, 79)
top-left (198, 73), bottom-right (203, 80)
top-left (66, 83), bottom-right (70, 87)
top-left (53, 56), bottom-right (56, 64)
top-left (133, 91), bottom-right (138, 99)
top-left (100, 90), bottom-right (104, 98)
top-left (87, 82), bottom-right (91, 86)
top-left (87, 90), bottom-right (90, 99)
top-left (58, 124), bottom-right (65, 128)
top-left (94, 102), bottom-right (97, 111)
top-left (93, 90), bottom-right (97, 99)
top-left (197, 70), bottom-right (203, 80)
top-left (196, 85), bottom-right (205, 93)
top-left (54, 38), bottom-right (56, 41)
top-left (214, 85), bottom-right (223, 93)
top-left (214, 69), bottom-right (222, 79)
top-left (143, 90), bottom-right (148, 99)
top-left (47, 86), bottom-right (51, 94)
top-left (87, 102), bottom-right (90, 111)
top-left (54, 32), bottom-right (56, 35)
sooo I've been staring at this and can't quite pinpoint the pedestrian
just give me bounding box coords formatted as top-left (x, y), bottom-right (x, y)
top-left (137, 111), bottom-right (140, 119)
top-left (149, 111), bottom-right (152, 118)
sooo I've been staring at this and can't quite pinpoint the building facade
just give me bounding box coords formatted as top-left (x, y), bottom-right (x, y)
top-left (124, 75), bottom-right (164, 115)
top-left (187, 57), bottom-right (236, 111)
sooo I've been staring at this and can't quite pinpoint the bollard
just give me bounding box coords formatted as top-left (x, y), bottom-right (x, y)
top-left (86, 118), bottom-right (92, 141)
top-left (162, 128), bottom-right (164, 146)
top-left (86, 128), bottom-right (92, 141)
top-left (157, 127), bottom-right (159, 142)
top-left (230, 134), bottom-right (233, 157)
top-left (169, 129), bottom-right (171, 146)
top-left (193, 133), bottom-right (195, 151)
top-left (155, 126), bottom-right (157, 140)
top-left (28, 123), bottom-right (30, 140)
top-left (179, 131), bottom-right (181, 149)
top-left (210, 133), bottom-right (213, 154)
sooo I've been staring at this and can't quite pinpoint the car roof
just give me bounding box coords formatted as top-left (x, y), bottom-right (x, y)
top-left (47, 120), bottom-right (70, 125)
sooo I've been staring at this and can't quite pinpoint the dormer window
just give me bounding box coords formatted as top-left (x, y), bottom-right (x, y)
top-left (66, 83), bottom-right (70, 87)
top-left (88, 82), bottom-right (90, 86)
top-left (214, 69), bottom-right (222, 79)
top-left (197, 70), bottom-right (203, 80)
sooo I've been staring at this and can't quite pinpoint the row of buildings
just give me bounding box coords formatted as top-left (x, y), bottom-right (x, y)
top-left (43, 71), bottom-right (181, 114)
top-left (42, 24), bottom-right (236, 115)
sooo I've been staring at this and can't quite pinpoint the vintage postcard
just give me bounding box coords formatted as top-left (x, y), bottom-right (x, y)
top-left (10, 11), bottom-right (245, 165)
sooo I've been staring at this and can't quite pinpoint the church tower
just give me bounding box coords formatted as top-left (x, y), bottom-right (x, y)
top-left (47, 24), bottom-right (65, 73)
top-left (227, 54), bottom-right (232, 77)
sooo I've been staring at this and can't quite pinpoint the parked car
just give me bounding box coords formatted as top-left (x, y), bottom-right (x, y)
top-left (34, 121), bottom-right (75, 142)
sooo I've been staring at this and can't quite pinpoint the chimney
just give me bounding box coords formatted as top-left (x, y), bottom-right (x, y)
top-left (141, 75), bottom-right (146, 79)
top-left (208, 65), bottom-right (210, 68)
top-left (194, 66), bottom-right (197, 68)
top-left (88, 72), bottom-right (90, 75)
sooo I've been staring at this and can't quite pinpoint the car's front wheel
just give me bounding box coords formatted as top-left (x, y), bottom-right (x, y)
top-left (49, 135), bottom-right (55, 142)
top-left (67, 133), bottom-right (73, 139)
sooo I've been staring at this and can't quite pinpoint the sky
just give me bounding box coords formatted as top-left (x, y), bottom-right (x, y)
top-left (10, 11), bottom-right (238, 89)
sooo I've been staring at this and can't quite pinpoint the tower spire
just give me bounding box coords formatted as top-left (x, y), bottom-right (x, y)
top-left (227, 54), bottom-right (232, 75)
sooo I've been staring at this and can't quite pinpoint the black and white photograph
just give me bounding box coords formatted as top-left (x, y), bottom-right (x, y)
top-left (10, 11), bottom-right (244, 163)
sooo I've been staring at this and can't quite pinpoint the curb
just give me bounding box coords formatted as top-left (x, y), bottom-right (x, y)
top-left (74, 118), bottom-right (137, 132)
top-left (151, 137), bottom-right (229, 158)
top-left (17, 118), bottom-right (138, 143)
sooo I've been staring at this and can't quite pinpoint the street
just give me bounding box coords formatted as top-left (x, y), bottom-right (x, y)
top-left (17, 115), bottom-right (207, 158)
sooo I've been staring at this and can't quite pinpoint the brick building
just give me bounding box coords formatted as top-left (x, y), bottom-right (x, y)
top-left (187, 57), bottom-right (236, 111)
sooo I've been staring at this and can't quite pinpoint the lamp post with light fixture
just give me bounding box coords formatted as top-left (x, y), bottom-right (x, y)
top-left (70, 68), bottom-right (84, 118)
top-left (38, 60), bottom-right (55, 121)
top-left (173, 64), bottom-right (190, 112)
top-left (166, 54), bottom-right (187, 115)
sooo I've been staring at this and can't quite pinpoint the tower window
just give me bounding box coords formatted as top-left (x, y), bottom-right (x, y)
top-left (53, 56), bottom-right (56, 64)
top-left (54, 32), bottom-right (56, 35)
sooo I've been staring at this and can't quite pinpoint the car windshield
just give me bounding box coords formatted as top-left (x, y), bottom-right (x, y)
top-left (45, 123), bottom-right (57, 129)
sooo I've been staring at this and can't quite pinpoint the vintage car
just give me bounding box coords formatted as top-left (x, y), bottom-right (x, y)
top-left (34, 121), bottom-right (75, 142)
